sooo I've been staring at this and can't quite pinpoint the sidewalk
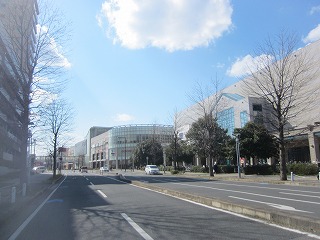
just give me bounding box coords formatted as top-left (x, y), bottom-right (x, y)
top-left (0, 171), bottom-right (60, 227)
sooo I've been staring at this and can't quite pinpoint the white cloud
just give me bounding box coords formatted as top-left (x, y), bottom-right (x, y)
top-left (303, 24), bottom-right (320, 44)
top-left (113, 113), bottom-right (135, 122)
top-left (310, 5), bottom-right (320, 15)
top-left (97, 0), bottom-right (233, 52)
top-left (36, 24), bottom-right (71, 69)
top-left (227, 54), bottom-right (272, 78)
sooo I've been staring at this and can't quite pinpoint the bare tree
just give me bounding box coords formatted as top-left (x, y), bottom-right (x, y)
top-left (243, 32), bottom-right (319, 180)
top-left (0, 0), bottom-right (70, 184)
top-left (170, 108), bottom-right (183, 170)
top-left (38, 98), bottom-right (74, 177)
top-left (188, 77), bottom-right (225, 176)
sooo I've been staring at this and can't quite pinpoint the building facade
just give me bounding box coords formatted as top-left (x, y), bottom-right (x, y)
top-left (74, 124), bottom-right (173, 169)
top-left (0, 0), bottom-right (39, 176)
top-left (179, 40), bottom-right (320, 165)
top-left (108, 124), bottom-right (173, 169)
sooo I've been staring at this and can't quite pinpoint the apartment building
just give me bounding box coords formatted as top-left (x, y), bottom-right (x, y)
top-left (0, 0), bottom-right (39, 176)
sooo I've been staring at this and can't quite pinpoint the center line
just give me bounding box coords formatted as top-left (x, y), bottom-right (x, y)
top-left (121, 213), bottom-right (153, 240)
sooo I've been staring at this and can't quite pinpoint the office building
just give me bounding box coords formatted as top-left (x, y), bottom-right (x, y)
top-left (0, 0), bottom-right (39, 176)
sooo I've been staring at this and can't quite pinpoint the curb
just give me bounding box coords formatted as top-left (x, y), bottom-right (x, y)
top-left (116, 174), bottom-right (132, 183)
top-left (131, 180), bottom-right (320, 235)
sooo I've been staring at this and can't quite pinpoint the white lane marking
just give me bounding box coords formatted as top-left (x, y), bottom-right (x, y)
top-left (90, 182), bottom-right (94, 185)
top-left (170, 182), bottom-right (320, 205)
top-left (228, 196), bottom-right (313, 213)
top-left (97, 190), bottom-right (107, 198)
top-left (131, 184), bottom-right (320, 239)
top-left (279, 192), bottom-right (320, 199)
top-left (121, 213), bottom-right (154, 240)
top-left (9, 175), bottom-right (67, 240)
top-left (204, 181), bottom-right (320, 194)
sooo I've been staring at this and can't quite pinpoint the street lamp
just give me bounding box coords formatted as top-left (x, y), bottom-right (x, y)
top-left (235, 134), bottom-right (241, 178)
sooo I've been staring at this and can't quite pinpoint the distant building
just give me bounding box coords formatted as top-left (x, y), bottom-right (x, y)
top-left (84, 127), bottom-right (111, 167)
top-left (107, 124), bottom-right (173, 169)
top-left (72, 124), bottom-right (173, 169)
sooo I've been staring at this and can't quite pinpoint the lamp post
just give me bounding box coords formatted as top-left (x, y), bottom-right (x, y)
top-left (235, 134), bottom-right (241, 179)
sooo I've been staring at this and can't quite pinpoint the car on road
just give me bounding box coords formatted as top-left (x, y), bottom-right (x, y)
top-left (80, 166), bottom-right (88, 173)
top-left (100, 166), bottom-right (109, 172)
top-left (145, 165), bottom-right (160, 175)
top-left (32, 166), bottom-right (46, 174)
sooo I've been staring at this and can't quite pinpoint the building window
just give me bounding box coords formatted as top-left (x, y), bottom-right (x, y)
top-left (217, 107), bottom-right (235, 135)
top-left (253, 104), bottom-right (262, 111)
top-left (240, 111), bottom-right (248, 127)
top-left (92, 154), bottom-right (95, 160)
top-left (101, 152), bottom-right (104, 159)
top-left (252, 104), bottom-right (263, 124)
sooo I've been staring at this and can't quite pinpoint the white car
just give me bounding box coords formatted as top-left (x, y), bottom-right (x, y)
top-left (32, 166), bottom-right (46, 174)
top-left (145, 165), bottom-right (160, 175)
top-left (100, 166), bottom-right (109, 172)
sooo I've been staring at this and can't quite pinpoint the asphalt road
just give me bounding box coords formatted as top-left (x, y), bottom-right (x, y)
top-left (127, 175), bottom-right (320, 220)
top-left (4, 172), bottom-right (320, 240)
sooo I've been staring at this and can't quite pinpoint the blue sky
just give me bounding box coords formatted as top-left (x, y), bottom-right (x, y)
top-left (51, 0), bottom-right (320, 145)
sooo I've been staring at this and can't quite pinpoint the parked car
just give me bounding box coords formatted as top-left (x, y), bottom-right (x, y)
top-left (80, 166), bottom-right (88, 173)
top-left (145, 165), bottom-right (160, 175)
top-left (32, 166), bottom-right (46, 174)
top-left (100, 166), bottom-right (109, 172)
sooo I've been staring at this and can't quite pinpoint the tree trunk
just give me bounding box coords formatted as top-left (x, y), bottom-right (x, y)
top-left (279, 126), bottom-right (287, 180)
top-left (53, 141), bottom-right (57, 178)
top-left (208, 155), bottom-right (214, 176)
top-left (20, 96), bottom-right (30, 188)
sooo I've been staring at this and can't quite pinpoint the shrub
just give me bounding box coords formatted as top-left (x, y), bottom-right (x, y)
top-left (243, 165), bottom-right (256, 175)
top-left (287, 163), bottom-right (318, 176)
top-left (190, 166), bottom-right (203, 173)
top-left (171, 170), bottom-right (179, 175)
top-left (243, 164), bottom-right (274, 175)
top-left (220, 165), bottom-right (236, 173)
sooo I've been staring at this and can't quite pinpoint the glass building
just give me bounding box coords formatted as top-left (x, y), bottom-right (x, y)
top-left (90, 124), bottom-right (173, 170)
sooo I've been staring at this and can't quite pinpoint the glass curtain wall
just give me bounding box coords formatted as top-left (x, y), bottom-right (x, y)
top-left (108, 124), bottom-right (173, 169)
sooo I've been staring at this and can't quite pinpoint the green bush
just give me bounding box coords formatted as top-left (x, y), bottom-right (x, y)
top-left (243, 164), bottom-right (274, 175)
top-left (171, 170), bottom-right (179, 174)
top-left (220, 165), bottom-right (236, 173)
top-left (287, 163), bottom-right (318, 176)
top-left (243, 165), bottom-right (256, 175)
top-left (190, 165), bottom-right (208, 173)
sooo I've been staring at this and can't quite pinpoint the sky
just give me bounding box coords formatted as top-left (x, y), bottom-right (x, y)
top-left (48, 0), bottom-right (320, 148)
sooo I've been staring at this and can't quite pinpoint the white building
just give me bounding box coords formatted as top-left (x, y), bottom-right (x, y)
top-left (179, 40), bottom-right (320, 165)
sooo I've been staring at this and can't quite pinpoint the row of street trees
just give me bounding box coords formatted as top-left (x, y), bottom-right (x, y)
top-left (130, 119), bottom-right (277, 175)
